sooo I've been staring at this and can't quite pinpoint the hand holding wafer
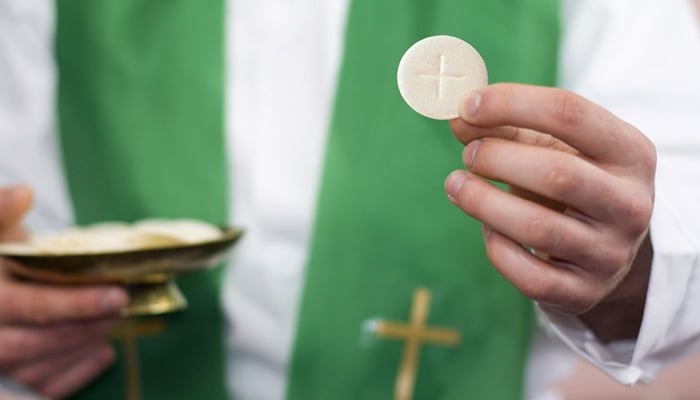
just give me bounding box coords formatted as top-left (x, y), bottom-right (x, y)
top-left (398, 37), bottom-right (656, 340)
top-left (446, 85), bottom-right (655, 333)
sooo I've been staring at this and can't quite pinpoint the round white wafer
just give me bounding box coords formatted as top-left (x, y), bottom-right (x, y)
top-left (397, 35), bottom-right (488, 120)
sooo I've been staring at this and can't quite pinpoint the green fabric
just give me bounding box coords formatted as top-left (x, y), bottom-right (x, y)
top-left (288, 0), bottom-right (560, 399)
top-left (55, 1), bottom-right (228, 399)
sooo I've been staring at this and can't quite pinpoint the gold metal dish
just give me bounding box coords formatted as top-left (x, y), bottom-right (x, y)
top-left (0, 227), bottom-right (243, 317)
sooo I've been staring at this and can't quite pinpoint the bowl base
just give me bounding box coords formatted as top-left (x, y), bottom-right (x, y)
top-left (120, 280), bottom-right (187, 317)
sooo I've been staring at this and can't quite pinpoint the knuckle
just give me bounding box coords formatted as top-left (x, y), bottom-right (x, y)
top-left (553, 91), bottom-right (586, 127)
top-left (626, 126), bottom-right (658, 171)
top-left (602, 245), bottom-right (634, 271)
top-left (619, 198), bottom-right (653, 236)
top-left (524, 216), bottom-right (558, 249)
top-left (544, 167), bottom-right (581, 199)
top-left (639, 135), bottom-right (657, 171)
top-left (578, 246), bottom-right (604, 271)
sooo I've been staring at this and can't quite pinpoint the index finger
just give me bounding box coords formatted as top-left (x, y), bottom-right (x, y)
top-left (457, 83), bottom-right (643, 163)
top-left (0, 265), bottom-right (128, 324)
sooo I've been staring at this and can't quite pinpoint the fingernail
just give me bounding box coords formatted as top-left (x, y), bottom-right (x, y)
top-left (463, 140), bottom-right (481, 168)
top-left (101, 288), bottom-right (129, 312)
top-left (445, 171), bottom-right (467, 198)
top-left (460, 91), bottom-right (482, 120)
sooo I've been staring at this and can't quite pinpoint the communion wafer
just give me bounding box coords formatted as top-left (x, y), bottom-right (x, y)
top-left (397, 35), bottom-right (488, 120)
top-left (0, 219), bottom-right (223, 255)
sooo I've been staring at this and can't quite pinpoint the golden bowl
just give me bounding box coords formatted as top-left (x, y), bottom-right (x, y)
top-left (0, 227), bottom-right (243, 317)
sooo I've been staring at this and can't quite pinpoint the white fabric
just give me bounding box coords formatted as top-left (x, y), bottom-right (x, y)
top-left (222, 0), bottom-right (351, 398)
top-left (0, 0), bottom-right (72, 397)
top-left (1, 0), bottom-right (700, 399)
top-left (0, 0), bottom-right (74, 233)
top-left (527, 1), bottom-right (700, 398)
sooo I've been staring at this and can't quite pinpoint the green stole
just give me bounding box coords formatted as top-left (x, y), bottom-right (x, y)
top-left (55, 0), bottom-right (558, 399)
top-left (288, 0), bottom-right (559, 399)
top-left (55, 1), bottom-right (228, 399)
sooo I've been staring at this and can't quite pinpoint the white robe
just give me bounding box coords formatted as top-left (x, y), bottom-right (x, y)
top-left (1, 0), bottom-right (700, 399)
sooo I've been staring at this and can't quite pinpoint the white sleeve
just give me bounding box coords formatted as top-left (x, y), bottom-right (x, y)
top-left (0, 0), bottom-right (73, 233)
top-left (0, 1), bottom-right (75, 396)
top-left (536, 0), bottom-right (700, 386)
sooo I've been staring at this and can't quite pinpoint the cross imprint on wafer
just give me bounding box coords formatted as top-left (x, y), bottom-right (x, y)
top-left (419, 54), bottom-right (466, 99)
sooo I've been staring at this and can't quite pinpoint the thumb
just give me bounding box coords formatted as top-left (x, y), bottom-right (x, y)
top-left (0, 185), bottom-right (33, 240)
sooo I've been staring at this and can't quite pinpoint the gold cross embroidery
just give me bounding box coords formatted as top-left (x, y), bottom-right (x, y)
top-left (372, 288), bottom-right (461, 400)
top-left (111, 319), bottom-right (166, 400)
